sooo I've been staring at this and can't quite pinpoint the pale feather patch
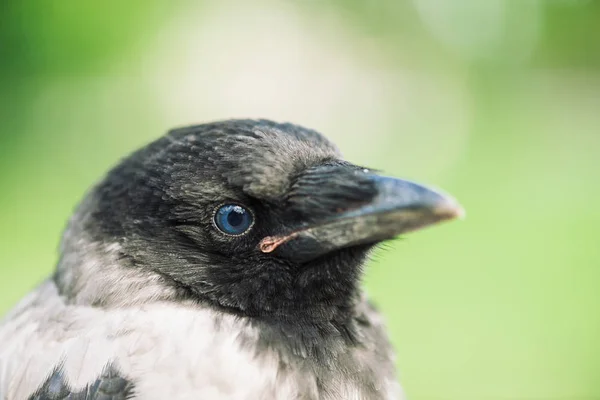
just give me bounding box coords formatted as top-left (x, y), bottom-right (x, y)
top-left (0, 282), bottom-right (307, 399)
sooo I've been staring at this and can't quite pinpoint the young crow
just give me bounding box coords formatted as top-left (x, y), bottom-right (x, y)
top-left (0, 119), bottom-right (463, 400)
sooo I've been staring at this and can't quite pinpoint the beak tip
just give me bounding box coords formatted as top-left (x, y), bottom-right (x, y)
top-left (432, 195), bottom-right (465, 222)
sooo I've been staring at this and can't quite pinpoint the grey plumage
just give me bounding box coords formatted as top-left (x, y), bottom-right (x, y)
top-left (0, 119), bottom-right (463, 400)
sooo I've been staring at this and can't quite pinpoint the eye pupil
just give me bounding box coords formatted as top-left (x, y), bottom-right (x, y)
top-left (227, 208), bottom-right (244, 227)
top-left (214, 204), bottom-right (254, 235)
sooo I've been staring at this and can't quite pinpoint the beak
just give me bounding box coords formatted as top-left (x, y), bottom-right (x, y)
top-left (260, 173), bottom-right (464, 263)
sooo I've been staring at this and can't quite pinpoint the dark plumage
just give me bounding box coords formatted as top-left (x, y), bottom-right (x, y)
top-left (0, 119), bottom-right (463, 400)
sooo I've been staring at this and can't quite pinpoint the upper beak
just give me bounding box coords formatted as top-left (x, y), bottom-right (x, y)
top-left (260, 173), bottom-right (464, 263)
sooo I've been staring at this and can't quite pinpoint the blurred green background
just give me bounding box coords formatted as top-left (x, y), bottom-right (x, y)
top-left (1, 0), bottom-right (599, 399)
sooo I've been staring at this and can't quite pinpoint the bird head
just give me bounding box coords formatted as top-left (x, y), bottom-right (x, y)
top-left (57, 120), bottom-right (463, 320)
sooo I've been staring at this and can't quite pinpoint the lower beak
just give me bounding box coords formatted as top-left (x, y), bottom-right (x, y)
top-left (260, 175), bottom-right (464, 262)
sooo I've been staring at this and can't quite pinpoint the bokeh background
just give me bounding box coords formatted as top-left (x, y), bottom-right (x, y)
top-left (1, 0), bottom-right (599, 399)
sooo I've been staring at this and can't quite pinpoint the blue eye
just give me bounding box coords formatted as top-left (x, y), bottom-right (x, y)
top-left (214, 204), bottom-right (254, 236)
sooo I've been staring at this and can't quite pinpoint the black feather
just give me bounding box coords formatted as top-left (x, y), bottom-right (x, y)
top-left (28, 364), bottom-right (134, 400)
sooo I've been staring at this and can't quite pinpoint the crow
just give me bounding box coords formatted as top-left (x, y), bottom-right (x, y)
top-left (0, 119), bottom-right (463, 400)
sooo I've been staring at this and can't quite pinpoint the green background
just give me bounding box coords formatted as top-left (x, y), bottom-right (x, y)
top-left (1, 1), bottom-right (598, 399)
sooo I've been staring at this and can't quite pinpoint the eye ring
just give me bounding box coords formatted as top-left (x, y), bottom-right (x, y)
top-left (212, 203), bottom-right (255, 236)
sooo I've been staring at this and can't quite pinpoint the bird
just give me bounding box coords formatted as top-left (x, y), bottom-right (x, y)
top-left (0, 119), bottom-right (463, 400)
